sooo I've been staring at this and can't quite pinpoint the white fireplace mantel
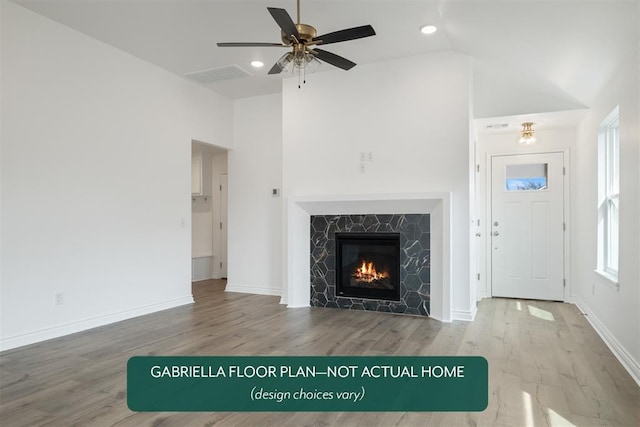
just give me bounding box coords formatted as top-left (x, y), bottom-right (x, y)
top-left (283, 192), bottom-right (452, 322)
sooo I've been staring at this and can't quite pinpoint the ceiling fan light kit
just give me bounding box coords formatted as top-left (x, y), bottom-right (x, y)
top-left (217, 0), bottom-right (376, 87)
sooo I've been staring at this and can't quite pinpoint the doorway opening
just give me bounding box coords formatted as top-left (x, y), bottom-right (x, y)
top-left (191, 141), bottom-right (228, 282)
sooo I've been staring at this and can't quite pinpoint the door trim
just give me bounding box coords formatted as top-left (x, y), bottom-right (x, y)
top-left (213, 172), bottom-right (228, 279)
top-left (485, 149), bottom-right (570, 302)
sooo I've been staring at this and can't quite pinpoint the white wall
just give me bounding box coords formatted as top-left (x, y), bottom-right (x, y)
top-left (473, 59), bottom-right (587, 119)
top-left (226, 93), bottom-right (283, 296)
top-left (282, 51), bottom-right (474, 319)
top-left (0, 2), bottom-right (232, 350)
top-left (573, 46), bottom-right (639, 382)
top-left (0, 0), bottom-right (4, 334)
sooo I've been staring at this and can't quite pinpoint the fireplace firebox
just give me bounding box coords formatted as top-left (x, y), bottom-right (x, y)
top-left (335, 233), bottom-right (401, 301)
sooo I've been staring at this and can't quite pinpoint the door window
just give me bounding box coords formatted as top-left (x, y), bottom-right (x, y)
top-left (505, 163), bottom-right (548, 191)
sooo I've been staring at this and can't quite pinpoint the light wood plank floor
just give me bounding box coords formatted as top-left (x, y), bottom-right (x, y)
top-left (1, 280), bottom-right (638, 426)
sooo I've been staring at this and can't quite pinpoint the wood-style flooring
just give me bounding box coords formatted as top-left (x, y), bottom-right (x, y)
top-left (1, 279), bottom-right (638, 426)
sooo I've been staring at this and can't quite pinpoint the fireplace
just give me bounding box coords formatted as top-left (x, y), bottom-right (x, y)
top-left (310, 213), bottom-right (431, 316)
top-left (335, 233), bottom-right (400, 301)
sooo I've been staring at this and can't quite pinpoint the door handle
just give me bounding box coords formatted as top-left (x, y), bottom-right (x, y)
top-left (475, 232), bottom-right (481, 237)
top-left (492, 231), bottom-right (499, 236)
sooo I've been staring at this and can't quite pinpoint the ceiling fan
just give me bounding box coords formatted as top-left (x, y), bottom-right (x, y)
top-left (217, 0), bottom-right (376, 79)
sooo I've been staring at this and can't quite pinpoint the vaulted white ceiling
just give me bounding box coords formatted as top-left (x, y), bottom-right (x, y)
top-left (12, 0), bottom-right (639, 119)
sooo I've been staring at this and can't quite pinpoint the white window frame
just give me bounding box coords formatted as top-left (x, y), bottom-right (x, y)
top-left (596, 106), bottom-right (619, 285)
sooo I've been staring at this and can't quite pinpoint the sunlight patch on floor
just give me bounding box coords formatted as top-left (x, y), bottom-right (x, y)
top-left (522, 391), bottom-right (534, 427)
top-left (527, 305), bottom-right (555, 321)
top-left (547, 407), bottom-right (576, 426)
top-left (516, 301), bottom-right (522, 311)
top-left (524, 390), bottom-right (576, 427)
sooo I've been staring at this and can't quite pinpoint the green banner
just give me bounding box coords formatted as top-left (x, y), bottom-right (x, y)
top-left (127, 356), bottom-right (488, 412)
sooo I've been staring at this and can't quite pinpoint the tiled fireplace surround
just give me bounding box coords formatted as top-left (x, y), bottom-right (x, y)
top-left (310, 214), bottom-right (431, 316)
top-left (284, 193), bottom-right (452, 322)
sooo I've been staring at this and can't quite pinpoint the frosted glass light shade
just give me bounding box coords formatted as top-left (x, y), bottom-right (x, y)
top-left (518, 122), bottom-right (537, 145)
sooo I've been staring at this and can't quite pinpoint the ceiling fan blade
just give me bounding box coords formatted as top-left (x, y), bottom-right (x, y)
top-left (217, 42), bottom-right (287, 47)
top-left (268, 53), bottom-right (292, 74)
top-left (267, 7), bottom-right (300, 39)
top-left (311, 48), bottom-right (356, 71)
top-left (313, 25), bottom-right (376, 45)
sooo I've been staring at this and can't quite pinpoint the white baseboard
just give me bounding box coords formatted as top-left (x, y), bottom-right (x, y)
top-left (476, 292), bottom-right (490, 301)
top-left (285, 302), bottom-right (311, 308)
top-left (225, 283), bottom-right (282, 297)
top-left (191, 274), bottom-right (223, 282)
top-left (0, 295), bottom-right (194, 352)
top-left (452, 305), bottom-right (477, 322)
top-left (279, 296), bottom-right (288, 305)
top-left (429, 314), bottom-right (452, 323)
top-left (191, 276), bottom-right (213, 282)
top-left (573, 297), bottom-right (640, 386)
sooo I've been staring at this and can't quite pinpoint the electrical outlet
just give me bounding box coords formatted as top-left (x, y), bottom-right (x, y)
top-left (367, 152), bottom-right (373, 161)
top-left (359, 163), bottom-right (365, 173)
top-left (359, 152), bottom-right (366, 162)
top-left (55, 292), bottom-right (64, 306)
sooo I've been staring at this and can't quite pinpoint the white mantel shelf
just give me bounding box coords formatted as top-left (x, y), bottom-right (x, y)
top-left (283, 192), bottom-right (453, 322)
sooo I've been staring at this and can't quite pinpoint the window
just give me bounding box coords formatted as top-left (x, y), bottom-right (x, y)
top-left (505, 163), bottom-right (548, 191)
top-left (597, 107), bottom-right (619, 282)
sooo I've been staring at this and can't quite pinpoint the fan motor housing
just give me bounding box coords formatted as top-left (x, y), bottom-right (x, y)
top-left (282, 23), bottom-right (317, 44)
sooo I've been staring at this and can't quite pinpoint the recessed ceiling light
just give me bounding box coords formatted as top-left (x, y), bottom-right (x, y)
top-left (251, 60), bottom-right (264, 68)
top-left (420, 25), bottom-right (438, 35)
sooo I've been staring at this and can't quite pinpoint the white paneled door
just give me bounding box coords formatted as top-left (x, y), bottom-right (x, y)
top-left (491, 152), bottom-right (565, 301)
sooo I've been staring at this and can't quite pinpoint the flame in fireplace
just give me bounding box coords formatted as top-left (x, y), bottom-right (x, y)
top-left (353, 260), bottom-right (389, 283)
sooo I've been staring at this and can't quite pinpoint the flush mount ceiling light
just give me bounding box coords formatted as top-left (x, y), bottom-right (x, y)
top-left (251, 60), bottom-right (264, 68)
top-left (217, 0), bottom-right (376, 88)
top-left (519, 122), bottom-right (537, 145)
top-left (420, 25), bottom-right (438, 35)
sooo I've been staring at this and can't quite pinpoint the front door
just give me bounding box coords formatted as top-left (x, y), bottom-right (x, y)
top-left (490, 152), bottom-right (564, 301)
